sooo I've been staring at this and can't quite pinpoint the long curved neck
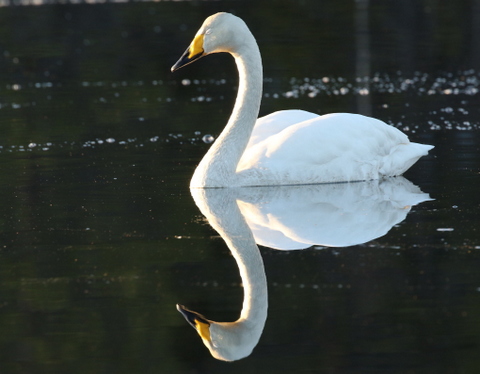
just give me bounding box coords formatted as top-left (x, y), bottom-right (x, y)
top-left (191, 40), bottom-right (263, 187)
top-left (191, 188), bottom-right (268, 323)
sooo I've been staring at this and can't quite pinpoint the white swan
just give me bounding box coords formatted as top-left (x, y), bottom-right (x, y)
top-left (171, 12), bottom-right (433, 188)
top-left (177, 188), bottom-right (268, 361)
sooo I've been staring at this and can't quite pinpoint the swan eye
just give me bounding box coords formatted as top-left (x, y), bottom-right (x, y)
top-left (205, 28), bottom-right (212, 35)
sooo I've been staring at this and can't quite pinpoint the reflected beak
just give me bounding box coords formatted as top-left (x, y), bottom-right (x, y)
top-left (176, 304), bottom-right (211, 341)
top-left (176, 304), bottom-right (210, 327)
top-left (171, 34), bottom-right (205, 72)
top-left (177, 304), bottom-right (199, 328)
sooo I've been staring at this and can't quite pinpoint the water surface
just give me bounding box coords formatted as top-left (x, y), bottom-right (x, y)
top-left (0, 1), bottom-right (479, 373)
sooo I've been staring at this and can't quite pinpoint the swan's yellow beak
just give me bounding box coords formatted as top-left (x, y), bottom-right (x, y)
top-left (171, 34), bottom-right (205, 72)
top-left (176, 304), bottom-right (211, 341)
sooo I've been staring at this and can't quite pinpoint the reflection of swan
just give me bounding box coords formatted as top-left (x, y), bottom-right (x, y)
top-left (236, 177), bottom-right (432, 249)
top-left (171, 12), bottom-right (433, 188)
top-left (177, 188), bottom-right (268, 361)
top-left (177, 178), bottom-right (430, 360)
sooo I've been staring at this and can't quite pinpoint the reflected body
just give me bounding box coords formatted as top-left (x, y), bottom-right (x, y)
top-left (172, 13), bottom-right (433, 188)
top-left (177, 178), bottom-right (430, 360)
top-left (236, 177), bottom-right (432, 249)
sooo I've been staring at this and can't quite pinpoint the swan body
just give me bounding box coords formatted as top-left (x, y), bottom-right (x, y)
top-left (172, 12), bottom-right (433, 187)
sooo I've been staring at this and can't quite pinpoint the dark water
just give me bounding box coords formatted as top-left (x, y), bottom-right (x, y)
top-left (0, 1), bottom-right (479, 373)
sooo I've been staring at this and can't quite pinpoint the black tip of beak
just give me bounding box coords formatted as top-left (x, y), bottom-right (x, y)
top-left (176, 304), bottom-right (209, 328)
top-left (171, 55), bottom-right (186, 72)
top-left (171, 48), bottom-right (204, 72)
top-left (176, 304), bottom-right (196, 327)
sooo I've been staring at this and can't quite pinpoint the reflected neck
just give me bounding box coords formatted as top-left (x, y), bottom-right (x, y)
top-left (223, 223), bottom-right (268, 324)
top-left (190, 188), bottom-right (268, 361)
top-left (191, 188), bottom-right (268, 324)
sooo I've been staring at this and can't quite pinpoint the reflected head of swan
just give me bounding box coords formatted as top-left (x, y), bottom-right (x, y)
top-left (176, 303), bottom-right (262, 361)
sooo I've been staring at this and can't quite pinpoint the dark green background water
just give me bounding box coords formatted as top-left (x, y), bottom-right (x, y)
top-left (0, 0), bottom-right (479, 373)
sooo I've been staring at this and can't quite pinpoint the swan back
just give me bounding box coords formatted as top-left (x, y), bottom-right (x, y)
top-left (237, 113), bottom-right (433, 185)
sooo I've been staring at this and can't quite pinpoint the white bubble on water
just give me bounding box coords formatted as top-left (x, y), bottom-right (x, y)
top-left (202, 134), bottom-right (215, 144)
top-left (358, 88), bottom-right (369, 95)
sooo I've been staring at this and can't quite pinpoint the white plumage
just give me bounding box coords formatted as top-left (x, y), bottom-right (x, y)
top-left (172, 12), bottom-right (433, 188)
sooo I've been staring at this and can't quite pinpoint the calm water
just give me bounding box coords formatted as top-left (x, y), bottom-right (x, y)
top-left (0, 1), bottom-right (479, 373)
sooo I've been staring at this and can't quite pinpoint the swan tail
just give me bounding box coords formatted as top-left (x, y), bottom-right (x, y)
top-left (381, 142), bottom-right (434, 176)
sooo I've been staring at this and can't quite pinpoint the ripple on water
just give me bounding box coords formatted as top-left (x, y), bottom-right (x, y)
top-left (281, 70), bottom-right (479, 99)
top-left (0, 132), bottom-right (212, 155)
top-left (1, 0), bottom-right (210, 6)
top-left (0, 70), bottom-right (478, 152)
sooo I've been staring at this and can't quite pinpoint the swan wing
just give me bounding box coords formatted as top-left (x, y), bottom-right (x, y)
top-left (247, 109), bottom-right (319, 148)
top-left (238, 113), bottom-right (432, 184)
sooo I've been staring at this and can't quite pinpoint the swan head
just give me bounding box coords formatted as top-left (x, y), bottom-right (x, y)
top-left (171, 12), bottom-right (252, 72)
top-left (176, 303), bottom-right (261, 361)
